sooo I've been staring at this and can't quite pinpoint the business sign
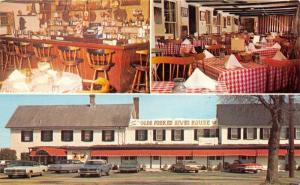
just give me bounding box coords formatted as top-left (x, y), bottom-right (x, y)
top-left (129, 119), bottom-right (217, 128)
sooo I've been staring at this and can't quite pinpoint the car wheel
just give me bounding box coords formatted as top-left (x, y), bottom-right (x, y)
top-left (8, 175), bottom-right (12, 179)
top-left (195, 170), bottom-right (199, 173)
top-left (106, 171), bottom-right (110, 176)
top-left (80, 174), bottom-right (85, 177)
top-left (40, 172), bottom-right (43, 176)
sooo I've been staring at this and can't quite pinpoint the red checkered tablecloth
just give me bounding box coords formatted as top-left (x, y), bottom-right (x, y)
top-left (204, 56), bottom-right (268, 93)
top-left (253, 48), bottom-right (278, 58)
top-left (156, 42), bottom-right (181, 56)
top-left (151, 81), bottom-right (228, 94)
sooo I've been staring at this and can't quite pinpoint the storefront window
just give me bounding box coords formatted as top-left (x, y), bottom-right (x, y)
top-left (135, 130), bottom-right (148, 141)
top-left (21, 131), bottom-right (33, 142)
top-left (102, 130), bottom-right (114, 142)
top-left (153, 156), bottom-right (160, 160)
top-left (41, 130), bottom-right (53, 142)
top-left (208, 156), bottom-right (222, 160)
top-left (81, 130), bottom-right (93, 142)
top-left (61, 130), bottom-right (73, 142)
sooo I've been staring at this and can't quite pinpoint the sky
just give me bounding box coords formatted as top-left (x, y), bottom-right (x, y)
top-left (0, 95), bottom-right (218, 148)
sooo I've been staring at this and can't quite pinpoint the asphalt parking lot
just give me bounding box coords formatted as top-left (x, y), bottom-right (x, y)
top-left (0, 170), bottom-right (300, 185)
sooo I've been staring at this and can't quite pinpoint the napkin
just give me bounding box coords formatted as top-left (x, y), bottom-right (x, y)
top-left (204, 50), bottom-right (215, 59)
top-left (8, 70), bottom-right (26, 81)
top-left (225, 54), bottom-right (244, 69)
top-left (184, 68), bottom-right (217, 90)
top-left (272, 51), bottom-right (287, 60)
top-left (272, 42), bottom-right (281, 49)
top-left (182, 39), bottom-right (191, 45)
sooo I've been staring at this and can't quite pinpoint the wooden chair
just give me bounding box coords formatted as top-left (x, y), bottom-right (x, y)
top-left (4, 41), bottom-right (18, 71)
top-left (33, 43), bottom-right (56, 69)
top-left (58, 46), bottom-right (83, 75)
top-left (86, 48), bottom-right (115, 90)
top-left (131, 49), bottom-right (149, 93)
top-left (151, 56), bottom-right (194, 81)
top-left (207, 44), bottom-right (222, 56)
top-left (15, 42), bottom-right (33, 70)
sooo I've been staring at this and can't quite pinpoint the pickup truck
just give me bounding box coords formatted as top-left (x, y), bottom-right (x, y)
top-left (4, 160), bottom-right (48, 178)
top-left (170, 160), bottom-right (202, 173)
top-left (228, 160), bottom-right (263, 173)
top-left (78, 159), bottom-right (111, 177)
top-left (48, 160), bottom-right (84, 173)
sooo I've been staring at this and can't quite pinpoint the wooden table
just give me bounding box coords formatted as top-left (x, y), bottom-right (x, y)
top-left (0, 35), bottom-right (149, 92)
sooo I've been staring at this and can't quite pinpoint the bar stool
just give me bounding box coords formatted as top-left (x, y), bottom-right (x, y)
top-left (131, 49), bottom-right (149, 93)
top-left (58, 46), bottom-right (83, 75)
top-left (86, 48), bottom-right (115, 90)
top-left (33, 43), bottom-right (56, 69)
top-left (15, 42), bottom-right (33, 70)
top-left (4, 41), bottom-right (18, 71)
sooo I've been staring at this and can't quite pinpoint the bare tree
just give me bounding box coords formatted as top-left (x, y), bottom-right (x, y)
top-left (219, 95), bottom-right (286, 183)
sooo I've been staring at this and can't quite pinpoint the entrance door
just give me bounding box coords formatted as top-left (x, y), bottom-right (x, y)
top-left (188, 5), bottom-right (196, 35)
top-left (244, 18), bottom-right (255, 33)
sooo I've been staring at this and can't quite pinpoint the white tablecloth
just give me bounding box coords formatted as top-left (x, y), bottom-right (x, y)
top-left (1, 70), bottom-right (82, 93)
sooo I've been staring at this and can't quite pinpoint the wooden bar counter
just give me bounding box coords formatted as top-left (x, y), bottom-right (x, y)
top-left (1, 35), bottom-right (149, 93)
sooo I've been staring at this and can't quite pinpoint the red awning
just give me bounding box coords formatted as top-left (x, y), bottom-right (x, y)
top-left (192, 149), bottom-right (257, 156)
top-left (256, 149), bottom-right (287, 156)
top-left (30, 147), bottom-right (66, 157)
top-left (91, 150), bottom-right (193, 157)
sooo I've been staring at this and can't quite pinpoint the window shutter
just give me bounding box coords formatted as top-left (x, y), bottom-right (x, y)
top-left (145, 130), bottom-right (148, 141)
top-left (135, 130), bottom-right (138, 141)
top-left (111, 131), bottom-right (115, 141)
top-left (21, 131), bottom-right (24, 142)
top-left (194, 129), bottom-right (198, 141)
top-left (70, 131), bottom-right (73, 141)
top-left (294, 128), bottom-right (296, 139)
top-left (153, 130), bottom-right (156, 141)
top-left (91, 131), bottom-right (93, 141)
top-left (102, 131), bottom-right (105, 141)
top-left (171, 130), bottom-right (174, 141)
top-left (181, 130), bottom-right (184, 141)
top-left (216, 129), bottom-right (219, 138)
top-left (81, 131), bottom-right (84, 141)
top-left (238, 128), bottom-right (241, 139)
top-left (163, 130), bottom-right (166, 141)
top-left (260, 128), bottom-right (263, 139)
top-left (243, 128), bottom-right (247, 139)
top-left (286, 127), bottom-right (289, 139)
top-left (61, 131), bottom-right (63, 141)
top-left (254, 128), bottom-right (257, 139)
top-left (227, 128), bottom-right (231, 139)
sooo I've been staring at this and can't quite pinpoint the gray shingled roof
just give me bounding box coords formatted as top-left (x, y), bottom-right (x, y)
top-left (217, 104), bottom-right (300, 126)
top-left (5, 104), bottom-right (133, 128)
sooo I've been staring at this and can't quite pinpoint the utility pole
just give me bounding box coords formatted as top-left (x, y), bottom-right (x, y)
top-left (288, 95), bottom-right (295, 178)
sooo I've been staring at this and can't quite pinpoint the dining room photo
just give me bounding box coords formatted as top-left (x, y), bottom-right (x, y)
top-left (150, 0), bottom-right (300, 94)
top-left (0, 0), bottom-right (150, 94)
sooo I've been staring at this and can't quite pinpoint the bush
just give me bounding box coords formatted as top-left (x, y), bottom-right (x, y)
top-left (0, 148), bottom-right (17, 161)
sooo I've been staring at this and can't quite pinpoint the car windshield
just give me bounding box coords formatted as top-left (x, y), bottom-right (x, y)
top-left (56, 160), bottom-right (69, 164)
top-left (10, 161), bottom-right (35, 166)
top-left (85, 161), bottom-right (104, 165)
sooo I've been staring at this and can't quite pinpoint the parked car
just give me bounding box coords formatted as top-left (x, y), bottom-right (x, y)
top-left (119, 161), bottom-right (141, 173)
top-left (48, 160), bottom-right (84, 173)
top-left (4, 160), bottom-right (48, 178)
top-left (228, 160), bottom-right (263, 173)
top-left (78, 159), bottom-right (111, 177)
top-left (0, 160), bottom-right (11, 173)
top-left (170, 160), bottom-right (201, 173)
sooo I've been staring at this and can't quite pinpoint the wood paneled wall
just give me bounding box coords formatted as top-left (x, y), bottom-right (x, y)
top-left (258, 15), bottom-right (295, 34)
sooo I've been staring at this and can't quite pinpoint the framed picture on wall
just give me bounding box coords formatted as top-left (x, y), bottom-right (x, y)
top-left (200, 11), bottom-right (206, 21)
top-left (223, 17), bottom-right (227, 28)
top-left (120, 0), bottom-right (140, 6)
top-left (227, 16), bottom-right (231, 26)
top-left (181, 7), bottom-right (188, 17)
top-left (234, 18), bottom-right (239, 25)
top-left (154, 7), bottom-right (162, 24)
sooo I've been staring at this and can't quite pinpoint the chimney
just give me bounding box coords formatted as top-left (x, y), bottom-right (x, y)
top-left (133, 97), bottom-right (139, 119)
top-left (89, 94), bottom-right (96, 107)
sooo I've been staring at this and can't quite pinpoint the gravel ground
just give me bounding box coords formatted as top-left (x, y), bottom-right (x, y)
top-left (0, 170), bottom-right (300, 185)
